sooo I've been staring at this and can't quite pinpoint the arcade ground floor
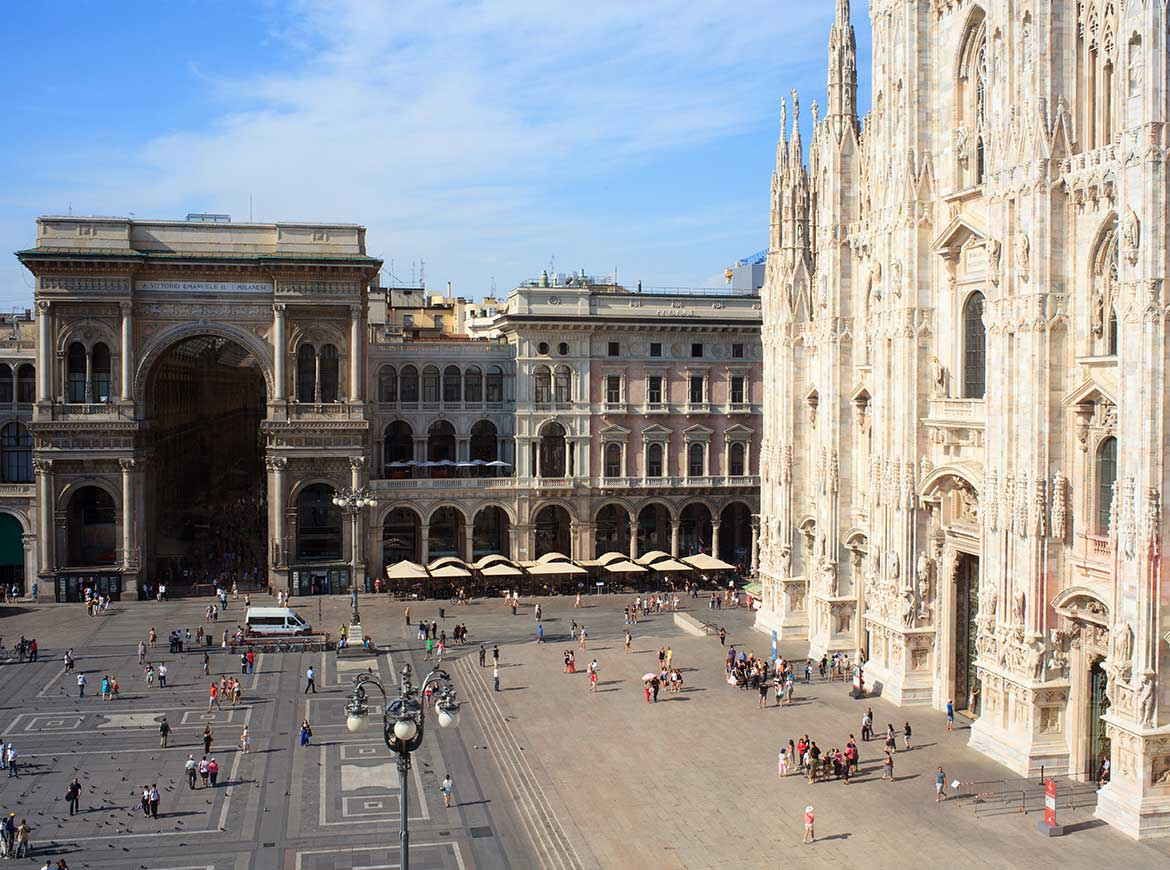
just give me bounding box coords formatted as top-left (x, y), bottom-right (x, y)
top-left (0, 483), bottom-right (760, 603)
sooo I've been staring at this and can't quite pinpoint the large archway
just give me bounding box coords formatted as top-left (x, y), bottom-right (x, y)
top-left (145, 334), bottom-right (267, 589)
top-left (533, 504), bottom-right (572, 557)
top-left (636, 503), bottom-right (672, 557)
top-left (718, 502), bottom-right (753, 567)
top-left (472, 506), bottom-right (510, 559)
top-left (679, 503), bottom-right (713, 556)
top-left (428, 507), bottom-right (466, 561)
top-left (595, 504), bottom-right (631, 557)
top-left (382, 507), bottom-right (421, 565)
top-left (0, 513), bottom-right (25, 594)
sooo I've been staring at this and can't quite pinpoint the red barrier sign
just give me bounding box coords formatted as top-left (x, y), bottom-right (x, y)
top-left (1043, 778), bottom-right (1057, 827)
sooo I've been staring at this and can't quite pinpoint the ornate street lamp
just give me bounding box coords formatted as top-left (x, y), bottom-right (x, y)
top-left (344, 664), bottom-right (461, 870)
top-left (332, 487), bottom-right (377, 623)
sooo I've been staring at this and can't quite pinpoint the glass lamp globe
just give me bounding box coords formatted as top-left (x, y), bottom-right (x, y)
top-left (346, 714), bottom-right (365, 733)
top-left (437, 706), bottom-right (459, 729)
top-left (393, 718), bottom-right (418, 741)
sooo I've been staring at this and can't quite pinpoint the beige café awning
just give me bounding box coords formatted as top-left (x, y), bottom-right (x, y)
top-left (526, 562), bottom-right (587, 576)
top-left (649, 558), bottom-right (693, 572)
top-left (603, 560), bottom-right (647, 574)
top-left (682, 553), bottom-right (736, 571)
top-left (481, 563), bottom-right (524, 577)
top-left (386, 560), bottom-right (429, 580)
top-left (429, 564), bottom-right (471, 578)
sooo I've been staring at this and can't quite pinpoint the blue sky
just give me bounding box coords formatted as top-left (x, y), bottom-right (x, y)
top-left (0, 1), bottom-right (871, 307)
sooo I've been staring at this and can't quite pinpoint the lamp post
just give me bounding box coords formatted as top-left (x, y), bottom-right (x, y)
top-left (345, 664), bottom-right (460, 870)
top-left (332, 487), bottom-right (377, 622)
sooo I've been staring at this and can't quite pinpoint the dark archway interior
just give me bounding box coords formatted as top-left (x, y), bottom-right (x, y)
top-left (147, 335), bottom-right (266, 587)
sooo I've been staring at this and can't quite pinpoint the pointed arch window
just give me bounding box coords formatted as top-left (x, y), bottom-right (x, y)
top-left (962, 291), bottom-right (986, 399)
top-left (1097, 436), bottom-right (1117, 534)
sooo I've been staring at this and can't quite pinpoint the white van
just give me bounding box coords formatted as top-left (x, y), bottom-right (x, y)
top-left (245, 607), bottom-right (312, 636)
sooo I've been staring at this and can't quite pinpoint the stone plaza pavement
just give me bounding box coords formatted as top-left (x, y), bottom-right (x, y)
top-left (0, 592), bottom-right (1169, 869)
top-left (0, 595), bottom-right (535, 870)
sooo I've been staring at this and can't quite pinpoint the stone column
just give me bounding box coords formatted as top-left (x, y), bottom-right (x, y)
top-left (750, 514), bottom-right (760, 573)
top-left (313, 351), bottom-right (321, 403)
top-left (350, 456), bottom-right (363, 490)
top-left (420, 521), bottom-right (430, 565)
top-left (120, 459), bottom-right (136, 570)
top-left (272, 304), bottom-right (287, 401)
top-left (712, 522), bottom-right (721, 557)
top-left (33, 459), bottom-right (53, 579)
top-left (569, 521), bottom-right (580, 559)
top-left (267, 457), bottom-right (287, 571)
top-left (349, 304), bottom-right (363, 402)
top-left (464, 524), bottom-right (475, 563)
top-left (83, 349), bottom-right (92, 404)
top-left (507, 525), bottom-right (519, 561)
top-left (35, 301), bottom-right (51, 403)
top-left (628, 512), bottom-right (638, 560)
top-left (670, 522), bottom-right (680, 557)
top-left (119, 302), bottom-right (133, 401)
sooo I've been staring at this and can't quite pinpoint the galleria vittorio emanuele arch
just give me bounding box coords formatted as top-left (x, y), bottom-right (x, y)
top-left (755, 0), bottom-right (1170, 838)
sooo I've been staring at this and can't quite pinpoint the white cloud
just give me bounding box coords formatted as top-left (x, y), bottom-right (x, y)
top-left (3, 0), bottom-right (845, 303)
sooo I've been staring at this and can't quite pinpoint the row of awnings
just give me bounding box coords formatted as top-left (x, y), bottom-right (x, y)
top-left (385, 459), bottom-right (512, 468)
top-left (384, 549), bottom-right (736, 581)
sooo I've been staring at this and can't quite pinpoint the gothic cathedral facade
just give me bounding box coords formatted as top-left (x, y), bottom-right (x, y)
top-left (756, 0), bottom-right (1170, 837)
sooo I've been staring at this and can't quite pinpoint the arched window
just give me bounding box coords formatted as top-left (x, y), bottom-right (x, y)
top-left (688, 442), bottom-right (706, 477)
top-left (0, 422), bottom-right (32, 483)
top-left (464, 366), bottom-right (483, 403)
top-left (378, 366), bottom-right (397, 403)
top-left (383, 421), bottom-right (414, 476)
top-left (421, 366), bottom-right (440, 403)
top-left (729, 442), bottom-right (746, 477)
top-left (67, 486), bottom-right (116, 566)
top-left (15, 365), bottom-right (33, 404)
top-left (1097, 436), bottom-right (1117, 534)
top-left (67, 342), bottom-right (87, 403)
top-left (470, 420), bottom-right (498, 465)
top-left (91, 342), bottom-right (111, 403)
top-left (400, 365), bottom-right (419, 403)
top-left (646, 443), bottom-right (664, 478)
top-left (962, 291), bottom-right (986, 399)
top-left (486, 366), bottom-right (504, 403)
top-left (296, 344), bottom-right (316, 402)
top-left (533, 366), bottom-right (552, 405)
top-left (539, 422), bottom-right (566, 477)
top-left (442, 366), bottom-right (462, 403)
top-left (1077, 5), bottom-right (1121, 152)
top-left (604, 443), bottom-right (622, 478)
top-left (319, 344), bottom-right (339, 402)
top-left (0, 365), bottom-right (13, 404)
top-left (957, 10), bottom-right (988, 187)
top-left (553, 365), bottom-right (572, 404)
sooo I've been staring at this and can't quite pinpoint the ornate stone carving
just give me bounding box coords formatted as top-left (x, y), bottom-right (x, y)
top-left (1050, 470), bottom-right (1067, 541)
top-left (1112, 621), bottom-right (1134, 684)
top-left (1016, 232), bottom-right (1030, 283)
top-left (1122, 208), bottom-right (1140, 266)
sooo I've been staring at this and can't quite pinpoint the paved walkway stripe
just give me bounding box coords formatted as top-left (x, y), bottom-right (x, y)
top-left (457, 656), bottom-right (584, 870)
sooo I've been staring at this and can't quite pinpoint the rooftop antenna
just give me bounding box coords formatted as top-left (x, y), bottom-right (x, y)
top-left (419, 259), bottom-right (425, 289)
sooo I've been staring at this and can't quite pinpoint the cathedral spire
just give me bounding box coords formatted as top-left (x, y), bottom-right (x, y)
top-left (827, 0), bottom-right (857, 124)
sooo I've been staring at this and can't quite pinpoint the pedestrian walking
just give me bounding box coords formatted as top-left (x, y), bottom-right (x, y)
top-left (492, 663), bottom-right (500, 692)
top-left (149, 784), bottom-right (160, 818)
top-left (903, 721), bottom-right (913, 750)
top-left (945, 698), bottom-right (955, 731)
top-left (13, 819), bottom-right (29, 858)
top-left (65, 777), bottom-right (82, 814)
top-left (304, 666), bottom-right (317, 694)
top-left (239, 726), bottom-right (250, 754)
top-left (778, 745), bottom-right (789, 778)
top-left (5, 743), bottom-right (16, 777)
top-left (157, 663), bottom-right (168, 688)
top-left (208, 758), bottom-right (219, 787)
top-left (491, 645), bottom-right (499, 666)
top-left (624, 630), bottom-right (632, 653)
top-left (140, 785), bottom-right (151, 817)
top-left (440, 773), bottom-right (454, 808)
top-left (159, 716), bottom-right (170, 748)
top-left (718, 626), bottom-right (726, 647)
top-left (935, 766), bottom-right (947, 802)
top-left (202, 724), bottom-right (213, 755)
top-left (802, 805), bottom-right (815, 844)
top-left (203, 652), bottom-right (211, 676)
top-left (882, 750), bottom-right (894, 781)
top-left (137, 640), bottom-right (146, 665)
top-left (185, 754), bottom-right (197, 789)
top-left (76, 673), bottom-right (86, 698)
top-left (299, 719), bottom-right (312, 747)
